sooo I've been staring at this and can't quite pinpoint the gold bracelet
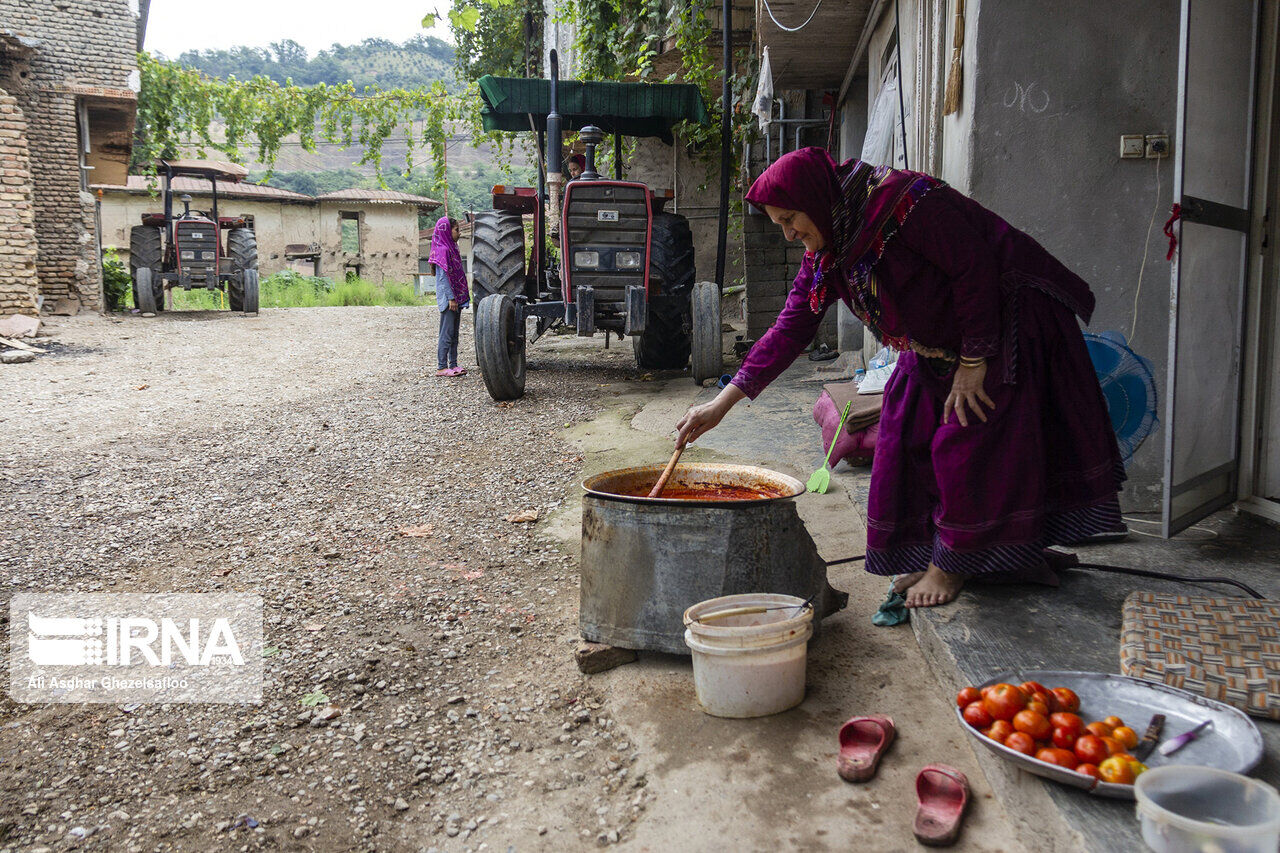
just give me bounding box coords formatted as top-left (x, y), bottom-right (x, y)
top-left (959, 356), bottom-right (986, 368)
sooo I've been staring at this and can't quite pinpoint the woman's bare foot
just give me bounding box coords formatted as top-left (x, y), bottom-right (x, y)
top-left (904, 564), bottom-right (964, 608)
top-left (892, 572), bottom-right (926, 594)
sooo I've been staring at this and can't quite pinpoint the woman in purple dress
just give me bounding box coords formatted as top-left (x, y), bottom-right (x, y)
top-left (676, 148), bottom-right (1124, 608)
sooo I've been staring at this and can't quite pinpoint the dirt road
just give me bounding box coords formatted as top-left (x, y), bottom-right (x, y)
top-left (0, 308), bottom-right (651, 850)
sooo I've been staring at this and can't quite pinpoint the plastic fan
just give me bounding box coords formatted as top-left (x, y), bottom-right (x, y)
top-left (1084, 331), bottom-right (1158, 463)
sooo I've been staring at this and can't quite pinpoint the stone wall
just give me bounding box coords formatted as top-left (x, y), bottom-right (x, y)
top-left (0, 0), bottom-right (141, 312)
top-left (0, 88), bottom-right (39, 315)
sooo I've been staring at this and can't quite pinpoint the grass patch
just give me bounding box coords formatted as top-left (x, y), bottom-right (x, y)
top-left (120, 271), bottom-right (436, 311)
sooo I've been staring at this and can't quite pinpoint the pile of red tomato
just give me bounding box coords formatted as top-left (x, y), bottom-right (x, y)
top-left (957, 681), bottom-right (1149, 785)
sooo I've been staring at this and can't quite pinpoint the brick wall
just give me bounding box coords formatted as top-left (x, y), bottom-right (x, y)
top-left (0, 0), bottom-right (140, 312)
top-left (0, 88), bottom-right (39, 316)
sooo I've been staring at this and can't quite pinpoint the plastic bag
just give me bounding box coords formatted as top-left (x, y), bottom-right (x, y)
top-left (868, 346), bottom-right (898, 370)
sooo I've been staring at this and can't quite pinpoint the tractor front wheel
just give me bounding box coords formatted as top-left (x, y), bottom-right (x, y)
top-left (241, 270), bottom-right (260, 314)
top-left (129, 225), bottom-right (164, 312)
top-left (690, 280), bottom-right (723, 385)
top-left (134, 267), bottom-right (158, 314)
top-left (475, 293), bottom-right (526, 401)
top-left (226, 227), bottom-right (259, 312)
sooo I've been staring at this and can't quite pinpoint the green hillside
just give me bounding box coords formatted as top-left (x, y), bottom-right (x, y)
top-left (171, 35), bottom-right (457, 91)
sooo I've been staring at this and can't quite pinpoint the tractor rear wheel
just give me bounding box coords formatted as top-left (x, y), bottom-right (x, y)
top-left (475, 293), bottom-right (526, 401)
top-left (633, 212), bottom-right (694, 369)
top-left (471, 211), bottom-right (526, 301)
top-left (690, 280), bottom-right (723, 384)
top-left (129, 225), bottom-right (164, 312)
top-left (226, 227), bottom-right (259, 312)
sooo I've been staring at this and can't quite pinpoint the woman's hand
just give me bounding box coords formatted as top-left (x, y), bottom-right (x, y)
top-left (448, 299), bottom-right (458, 311)
top-left (676, 384), bottom-right (746, 446)
top-left (943, 361), bottom-right (995, 427)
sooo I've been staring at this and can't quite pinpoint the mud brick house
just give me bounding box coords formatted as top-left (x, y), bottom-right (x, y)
top-left (0, 0), bottom-right (146, 316)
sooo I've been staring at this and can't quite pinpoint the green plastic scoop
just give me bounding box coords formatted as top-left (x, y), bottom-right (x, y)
top-left (807, 400), bottom-right (852, 494)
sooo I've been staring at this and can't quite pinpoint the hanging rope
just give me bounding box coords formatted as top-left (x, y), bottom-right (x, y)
top-left (761, 0), bottom-right (823, 33)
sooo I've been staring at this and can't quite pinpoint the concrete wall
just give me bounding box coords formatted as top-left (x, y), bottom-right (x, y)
top-left (318, 203), bottom-right (423, 283)
top-left (964, 0), bottom-right (1179, 509)
top-left (0, 88), bottom-right (39, 316)
top-left (0, 0), bottom-right (140, 312)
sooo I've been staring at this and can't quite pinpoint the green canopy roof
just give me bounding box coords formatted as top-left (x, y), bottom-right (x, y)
top-left (477, 76), bottom-right (710, 143)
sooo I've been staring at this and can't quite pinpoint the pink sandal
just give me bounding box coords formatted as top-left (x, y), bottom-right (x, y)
top-left (913, 764), bottom-right (970, 847)
top-left (434, 368), bottom-right (452, 377)
top-left (836, 715), bottom-right (895, 782)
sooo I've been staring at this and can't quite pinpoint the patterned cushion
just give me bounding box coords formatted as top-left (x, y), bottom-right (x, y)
top-left (1120, 592), bottom-right (1280, 721)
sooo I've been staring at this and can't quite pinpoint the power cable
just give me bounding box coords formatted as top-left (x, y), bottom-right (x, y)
top-left (1129, 153), bottom-right (1163, 346)
top-left (761, 0), bottom-right (823, 33)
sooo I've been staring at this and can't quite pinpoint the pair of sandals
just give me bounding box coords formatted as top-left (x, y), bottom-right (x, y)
top-left (434, 367), bottom-right (466, 377)
top-left (837, 716), bottom-right (971, 847)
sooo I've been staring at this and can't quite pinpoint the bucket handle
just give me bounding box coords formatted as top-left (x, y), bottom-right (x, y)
top-left (685, 593), bottom-right (816, 627)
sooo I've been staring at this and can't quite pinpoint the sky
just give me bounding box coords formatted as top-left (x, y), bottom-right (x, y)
top-left (144, 0), bottom-right (454, 58)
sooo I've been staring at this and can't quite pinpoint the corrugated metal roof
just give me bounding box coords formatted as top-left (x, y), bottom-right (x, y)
top-left (316, 188), bottom-right (443, 208)
top-left (93, 176), bottom-right (315, 203)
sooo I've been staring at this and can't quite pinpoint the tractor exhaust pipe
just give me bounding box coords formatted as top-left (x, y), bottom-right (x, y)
top-left (547, 50), bottom-right (564, 235)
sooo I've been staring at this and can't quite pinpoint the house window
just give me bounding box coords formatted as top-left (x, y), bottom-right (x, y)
top-left (340, 212), bottom-right (361, 254)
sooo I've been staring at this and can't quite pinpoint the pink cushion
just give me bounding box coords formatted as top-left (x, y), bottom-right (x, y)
top-left (813, 392), bottom-right (878, 466)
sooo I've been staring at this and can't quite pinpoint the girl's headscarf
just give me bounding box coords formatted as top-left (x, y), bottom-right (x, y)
top-left (428, 217), bottom-right (469, 305)
top-left (745, 148), bottom-right (943, 342)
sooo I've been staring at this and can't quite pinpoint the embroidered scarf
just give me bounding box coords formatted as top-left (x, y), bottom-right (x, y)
top-left (428, 217), bottom-right (469, 304)
top-left (745, 147), bottom-right (944, 349)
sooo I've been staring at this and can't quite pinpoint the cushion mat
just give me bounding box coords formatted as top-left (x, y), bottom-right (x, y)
top-left (1120, 591), bottom-right (1280, 720)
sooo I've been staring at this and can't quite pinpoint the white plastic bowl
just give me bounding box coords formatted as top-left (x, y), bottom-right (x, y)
top-left (682, 593), bottom-right (812, 718)
top-left (1134, 765), bottom-right (1280, 853)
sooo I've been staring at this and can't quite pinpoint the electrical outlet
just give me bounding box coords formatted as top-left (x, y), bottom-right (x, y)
top-left (1120, 135), bottom-right (1145, 158)
top-left (1145, 134), bottom-right (1170, 158)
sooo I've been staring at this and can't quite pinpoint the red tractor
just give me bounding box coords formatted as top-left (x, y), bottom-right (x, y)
top-left (128, 160), bottom-right (260, 314)
top-left (470, 62), bottom-right (723, 400)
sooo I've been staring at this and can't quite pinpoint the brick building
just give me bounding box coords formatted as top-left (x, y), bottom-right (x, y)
top-left (0, 0), bottom-right (146, 316)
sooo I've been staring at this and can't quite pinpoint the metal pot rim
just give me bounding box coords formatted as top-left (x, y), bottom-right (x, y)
top-left (582, 462), bottom-right (805, 507)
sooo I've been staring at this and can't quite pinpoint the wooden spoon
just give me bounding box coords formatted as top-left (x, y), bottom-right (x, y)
top-left (648, 440), bottom-right (687, 498)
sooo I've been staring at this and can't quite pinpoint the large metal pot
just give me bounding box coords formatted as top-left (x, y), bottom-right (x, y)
top-left (579, 463), bottom-right (848, 654)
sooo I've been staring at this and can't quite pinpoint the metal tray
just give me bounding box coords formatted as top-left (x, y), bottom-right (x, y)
top-left (956, 670), bottom-right (1265, 800)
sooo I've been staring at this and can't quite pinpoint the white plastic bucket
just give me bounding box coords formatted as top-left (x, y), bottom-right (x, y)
top-left (682, 593), bottom-right (813, 718)
top-left (1134, 765), bottom-right (1280, 853)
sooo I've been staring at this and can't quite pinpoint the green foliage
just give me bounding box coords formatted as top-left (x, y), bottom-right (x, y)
top-left (134, 51), bottom-right (474, 191)
top-left (101, 249), bottom-right (131, 311)
top-left (160, 272), bottom-right (430, 310)
top-left (171, 36), bottom-right (457, 91)
top-left (451, 0), bottom-right (543, 84)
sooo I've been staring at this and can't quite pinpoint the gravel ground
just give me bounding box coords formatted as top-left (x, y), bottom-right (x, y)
top-left (0, 308), bottom-right (652, 851)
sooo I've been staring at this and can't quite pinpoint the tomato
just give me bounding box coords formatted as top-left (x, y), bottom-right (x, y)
top-left (1075, 763), bottom-right (1102, 781)
top-left (963, 701), bottom-right (994, 730)
top-left (1051, 726), bottom-right (1077, 750)
top-left (1112, 726), bottom-right (1139, 750)
top-left (980, 685), bottom-right (995, 699)
top-left (1074, 735), bottom-right (1109, 765)
top-left (1004, 731), bottom-right (1037, 755)
top-left (1098, 755), bottom-right (1135, 785)
top-left (957, 687), bottom-right (983, 708)
top-left (1102, 716), bottom-right (1125, 730)
top-left (986, 720), bottom-right (1014, 742)
top-left (1012, 709), bottom-right (1052, 741)
top-left (1128, 760), bottom-right (1148, 779)
top-left (983, 683), bottom-right (1029, 722)
top-left (1100, 736), bottom-right (1128, 757)
top-left (1035, 747), bottom-right (1079, 769)
top-left (1051, 688), bottom-right (1080, 714)
top-left (1019, 681), bottom-right (1048, 697)
top-left (1084, 721), bottom-right (1114, 738)
top-left (1025, 698), bottom-right (1049, 717)
top-left (1049, 713), bottom-right (1084, 737)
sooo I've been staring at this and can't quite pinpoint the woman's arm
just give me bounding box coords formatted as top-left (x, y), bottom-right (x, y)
top-left (730, 266), bottom-right (830, 400)
top-left (676, 383), bottom-right (746, 445)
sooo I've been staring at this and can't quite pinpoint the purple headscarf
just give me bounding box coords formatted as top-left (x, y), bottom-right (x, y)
top-left (428, 217), bottom-right (469, 305)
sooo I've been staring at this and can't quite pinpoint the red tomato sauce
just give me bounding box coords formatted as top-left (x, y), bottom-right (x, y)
top-left (615, 483), bottom-right (781, 501)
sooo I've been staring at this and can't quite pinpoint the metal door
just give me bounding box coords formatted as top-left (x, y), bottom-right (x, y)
top-left (1163, 0), bottom-right (1261, 536)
